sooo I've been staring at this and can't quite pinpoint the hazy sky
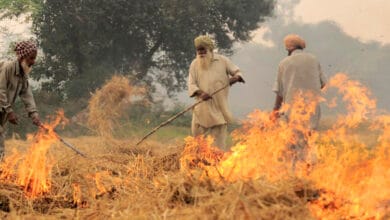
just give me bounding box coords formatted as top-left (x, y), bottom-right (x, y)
top-left (252, 0), bottom-right (390, 46)
top-left (294, 0), bottom-right (390, 44)
top-left (226, 0), bottom-right (390, 117)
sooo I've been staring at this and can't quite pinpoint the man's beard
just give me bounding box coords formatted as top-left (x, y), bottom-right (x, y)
top-left (21, 60), bottom-right (33, 75)
top-left (196, 52), bottom-right (213, 70)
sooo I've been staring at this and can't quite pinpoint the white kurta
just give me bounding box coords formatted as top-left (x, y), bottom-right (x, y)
top-left (272, 49), bottom-right (326, 130)
top-left (188, 54), bottom-right (243, 128)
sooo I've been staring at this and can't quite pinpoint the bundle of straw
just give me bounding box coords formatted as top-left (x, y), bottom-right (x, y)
top-left (87, 75), bottom-right (144, 138)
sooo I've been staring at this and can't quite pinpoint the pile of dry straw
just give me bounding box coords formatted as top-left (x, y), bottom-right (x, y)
top-left (87, 75), bottom-right (145, 138)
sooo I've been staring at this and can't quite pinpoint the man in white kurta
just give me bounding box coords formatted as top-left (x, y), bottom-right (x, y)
top-left (188, 35), bottom-right (244, 151)
top-left (271, 34), bottom-right (326, 169)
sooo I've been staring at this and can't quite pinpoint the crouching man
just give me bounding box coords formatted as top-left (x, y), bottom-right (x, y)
top-left (0, 41), bottom-right (42, 158)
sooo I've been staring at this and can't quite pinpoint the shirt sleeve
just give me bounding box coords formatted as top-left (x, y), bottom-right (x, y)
top-left (188, 61), bottom-right (200, 97)
top-left (318, 63), bottom-right (327, 88)
top-left (272, 64), bottom-right (283, 96)
top-left (224, 56), bottom-right (243, 78)
top-left (0, 65), bottom-right (12, 113)
top-left (19, 79), bottom-right (38, 114)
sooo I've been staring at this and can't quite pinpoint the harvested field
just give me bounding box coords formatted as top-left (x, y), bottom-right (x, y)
top-left (0, 137), bottom-right (314, 219)
top-left (0, 73), bottom-right (388, 219)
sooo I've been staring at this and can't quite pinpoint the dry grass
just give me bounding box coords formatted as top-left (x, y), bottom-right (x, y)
top-left (0, 136), bottom-right (315, 219)
top-left (0, 72), bottom-right (385, 219)
top-left (0, 121), bottom-right (338, 219)
top-left (87, 75), bottom-right (145, 139)
top-left (0, 118), bottom-right (381, 219)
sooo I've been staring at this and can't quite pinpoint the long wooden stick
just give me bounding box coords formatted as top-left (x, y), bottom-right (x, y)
top-left (39, 124), bottom-right (88, 158)
top-left (135, 84), bottom-right (230, 146)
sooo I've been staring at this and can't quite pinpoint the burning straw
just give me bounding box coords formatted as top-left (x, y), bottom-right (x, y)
top-left (87, 75), bottom-right (145, 139)
top-left (0, 73), bottom-right (389, 219)
top-left (180, 73), bottom-right (390, 219)
top-left (0, 110), bottom-right (68, 199)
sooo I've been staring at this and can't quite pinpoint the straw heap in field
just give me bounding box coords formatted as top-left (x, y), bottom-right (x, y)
top-left (87, 75), bottom-right (144, 138)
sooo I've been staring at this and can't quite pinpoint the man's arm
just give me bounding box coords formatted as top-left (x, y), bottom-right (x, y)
top-left (319, 63), bottom-right (327, 89)
top-left (270, 94), bottom-right (283, 121)
top-left (229, 74), bottom-right (245, 85)
top-left (270, 64), bottom-right (284, 121)
top-left (0, 64), bottom-right (11, 113)
top-left (188, 62), bottom-right (200, 97)
top-left (273, 94), bottom-right (283, 111)
top-left (223, 55), bottom-right (245, 85)
top-left (19, 80), bottom-right (38, 117)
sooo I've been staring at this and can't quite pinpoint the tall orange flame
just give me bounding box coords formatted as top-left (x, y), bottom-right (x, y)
top-left (0, 110), bottom-right (67, 198)
top-left (181, 73), bottom-right (390, 219)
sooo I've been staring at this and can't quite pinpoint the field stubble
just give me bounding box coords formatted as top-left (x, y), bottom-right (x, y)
top-left (0, 135), bottom-right (315, 219)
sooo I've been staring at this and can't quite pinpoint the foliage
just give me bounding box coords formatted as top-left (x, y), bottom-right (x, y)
top-left (0, 0), bottom-right (275, 136)
top-left (29, 0), bottom-right (275, 99)
top-left (0, 0), bottom-right (42, 18)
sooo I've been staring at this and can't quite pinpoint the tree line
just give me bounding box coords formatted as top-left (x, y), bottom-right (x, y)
top-left (0, 0), bottom-right (275, 136)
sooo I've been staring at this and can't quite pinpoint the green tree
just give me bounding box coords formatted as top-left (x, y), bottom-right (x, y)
top-left (2, 0), bottom-right (275, 99)
top-left (0, 0), bottom-right (42, 18)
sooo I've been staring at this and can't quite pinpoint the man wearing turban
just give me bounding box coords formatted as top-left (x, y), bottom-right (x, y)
top-left (188, 35), bottom-right (244, 151)
top-left (271, 34), bottom-right (327, 170)
top-left (0, 40), bottom-right (42, 158)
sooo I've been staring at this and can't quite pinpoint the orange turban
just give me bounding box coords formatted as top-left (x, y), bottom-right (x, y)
top-left (284, 34), bottom-right (306, 50)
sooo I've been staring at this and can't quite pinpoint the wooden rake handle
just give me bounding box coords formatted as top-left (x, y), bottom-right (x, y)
top-left (135, 84), bottom-right (230, 146)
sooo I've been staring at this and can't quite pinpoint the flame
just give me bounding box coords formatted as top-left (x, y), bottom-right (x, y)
top-left (180, 136), bottom-right (223, 171)
top-left (0, 110), bottom-right (67, 198)
top-left (93, 171), bottom-right (109, 196)
top-left (326, 73), bottom-right (376, 128)
top-left (72, 183), bottom-right (82, 206)
top-left (181, 73), bottom-right (390, 219)
top-left (86, 170), bottom-right (122, 199)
